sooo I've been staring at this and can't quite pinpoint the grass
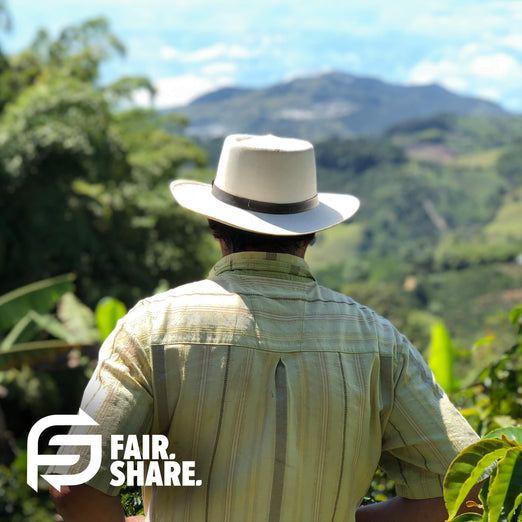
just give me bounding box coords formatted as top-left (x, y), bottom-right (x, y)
top-left (485, 187), bottom-right (522, 241)
top-left (451, 147), bottom-right (507, 169)
top-left (306, 222), bottom-right (365, 270)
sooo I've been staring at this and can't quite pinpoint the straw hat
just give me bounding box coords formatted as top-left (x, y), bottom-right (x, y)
top-left (170, 134), bottom-right (359, 235)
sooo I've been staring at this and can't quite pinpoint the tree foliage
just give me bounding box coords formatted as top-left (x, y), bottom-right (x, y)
top-left (444, 428), bottom-right (522, 522)
top-left (0, 16), bottom-right (215, 307)
top-left (497, 145), bottom-right (522, 188)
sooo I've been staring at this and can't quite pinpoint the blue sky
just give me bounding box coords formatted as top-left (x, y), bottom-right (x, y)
top-left (4, 0), bottom-right (522, 111)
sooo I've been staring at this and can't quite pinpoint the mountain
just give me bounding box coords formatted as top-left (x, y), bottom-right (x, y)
top-left (172, 72), bottom-right (509, 141)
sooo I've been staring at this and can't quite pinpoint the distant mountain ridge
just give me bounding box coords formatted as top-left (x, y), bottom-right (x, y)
top-left (173, 72), bottom-right (509, 140)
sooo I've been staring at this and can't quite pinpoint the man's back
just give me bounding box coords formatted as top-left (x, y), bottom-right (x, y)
top-left (109, 252), bottom-right (475, 521)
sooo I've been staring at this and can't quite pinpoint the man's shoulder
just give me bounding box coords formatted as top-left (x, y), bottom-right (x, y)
top-left (114, 279), bottom-right (230, 342)
top-left (317, 282), bottom-right (403, 341)
top-left (121, 276), bottom-right (402, 352)
top-left (132, 278), bottom-right (227, 312)
top-left (314, 283), bottom-right (384, 318)
top-left (159, 278), bottom-right (225, 299)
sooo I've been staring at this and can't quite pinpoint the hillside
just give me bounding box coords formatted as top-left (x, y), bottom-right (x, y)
top-left (174, 71), bottom-right (509, 140)
top-left (307, 114), bottom-right (522, 352)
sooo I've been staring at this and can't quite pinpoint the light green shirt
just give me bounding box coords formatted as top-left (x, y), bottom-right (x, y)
top-left (54, 251), bottom-right (478, 521)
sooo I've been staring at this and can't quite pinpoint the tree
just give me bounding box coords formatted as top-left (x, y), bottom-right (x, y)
top-left (497, 145), bottom-right (522, 188)
top-left (0, 17), bottom-right (216, 306)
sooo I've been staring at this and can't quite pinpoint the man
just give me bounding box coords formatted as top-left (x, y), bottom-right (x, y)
top-left (50, 134), bottom-right (480, 521)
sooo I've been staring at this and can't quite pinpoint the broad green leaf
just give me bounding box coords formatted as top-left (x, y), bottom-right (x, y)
top-left (95, 297), bottom-right (126, 341)
top-left (487, 448), bottom-right (522, 522)
top-left (1, 311), bottom-right (71, 351)
top-left (444, 438), bottom-right (508, 518)
top-left (484, 427), bottom-right (522, 446)
top-left (507, 491), bottom-right (522, 521)
top-left (0, 313), bottom-right (39, 351)
top-left (0, 339), bottom-right (71, 354)
top-left (57, 292), bottom-right (99, 344)
top-left (428, 321), bottom-right (455, 392)
top-left (26, 311), bottom-right (72, 342)
top-left (445, 447), bottom-right (507, 519)
top-left (0, 274), bottom-right (75, 335)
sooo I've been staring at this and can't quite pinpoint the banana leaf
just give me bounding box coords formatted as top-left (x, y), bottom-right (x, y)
top-left (0, 274), bottom-right (75, 336)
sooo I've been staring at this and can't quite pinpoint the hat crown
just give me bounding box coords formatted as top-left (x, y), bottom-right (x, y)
top-left (169, 132), bottom-right (360, 236)
top-left (214, 134), bottom-right (317, 204)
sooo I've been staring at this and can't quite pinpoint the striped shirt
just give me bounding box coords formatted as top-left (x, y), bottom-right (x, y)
top-left (54, 251), bottom-right (478, 521)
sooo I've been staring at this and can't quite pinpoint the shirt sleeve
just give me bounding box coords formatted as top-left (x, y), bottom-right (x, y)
top-left (48, 306), bottom-right (154, 496)
top-left (379, 329), bottom-right (479, 499)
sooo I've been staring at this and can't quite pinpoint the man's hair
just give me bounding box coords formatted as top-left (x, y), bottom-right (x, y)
top-left (208, 219), bottom-right (315, 255)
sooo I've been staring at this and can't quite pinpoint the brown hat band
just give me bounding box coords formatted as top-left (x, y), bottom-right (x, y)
top-left (211, 181), bottom-right (319, 215)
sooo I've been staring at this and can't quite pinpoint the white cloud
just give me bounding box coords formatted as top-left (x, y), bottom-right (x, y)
top-left (160, 43), bottom-right (252, 63)
top-left (160, 46), bottom-right (182, 60)
top-left (407, 45), bottom-right (522, 105)
top-left (133, 75), bottom-right (232, 109)
top-left (201, 62), bottom-right (237, 76)
top-left (476, 87), bottom-right (501, 102)
top-left (469, 53), bottom-right (522, 80)
top-left (459, 43), bottom-right (484, 58)
top-left (407, 59), bottom-right (469, 90)
top-left (500, 34), bottom-right (522, 52)
top-left (402, 1), bottom-right (522, 38)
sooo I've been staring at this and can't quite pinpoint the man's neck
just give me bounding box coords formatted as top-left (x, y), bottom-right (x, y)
top-left (217, 240), bottom-right (309, 259)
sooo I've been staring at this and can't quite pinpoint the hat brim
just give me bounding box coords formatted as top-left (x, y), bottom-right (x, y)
top-left (170, 180), bottom-right (360, 236)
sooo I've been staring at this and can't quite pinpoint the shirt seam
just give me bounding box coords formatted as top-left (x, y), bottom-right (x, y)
top-left (150, 342), bottom-right (395, 357)
top-left (150, 291), bottom-right (372, 309)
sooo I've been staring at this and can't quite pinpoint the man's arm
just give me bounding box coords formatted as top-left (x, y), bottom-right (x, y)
top-left (50, 483), bottom-right (145, 522)
top-left (355, 483), bottom-right (483, 522)
top-left (355, 496), bottom-right (447, 522)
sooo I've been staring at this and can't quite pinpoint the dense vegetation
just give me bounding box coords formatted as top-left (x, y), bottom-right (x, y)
top-left (0, 17), bottom-right (217, 308)
top-left (0, 8), bottom-right (520, 520)
top-left (310, 121), bottom-right (522, 351)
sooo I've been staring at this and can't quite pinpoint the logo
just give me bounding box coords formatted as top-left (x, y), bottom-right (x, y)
top-left (27, 409), bottom-right (102, 492)
top-left (109, 435), bottom-right (202, 487)
top-left (27, 410), bottom-right (203, 491)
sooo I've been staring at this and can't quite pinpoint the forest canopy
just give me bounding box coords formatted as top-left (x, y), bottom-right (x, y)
top-left (0, 16), bottom-right (217, 307)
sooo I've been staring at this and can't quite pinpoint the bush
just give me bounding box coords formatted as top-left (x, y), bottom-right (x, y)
top-left (444, 427), bottom-right (522, 521)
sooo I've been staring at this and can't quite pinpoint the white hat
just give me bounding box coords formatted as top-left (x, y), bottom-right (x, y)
top-left (170, 134), bottom-right (360, 235)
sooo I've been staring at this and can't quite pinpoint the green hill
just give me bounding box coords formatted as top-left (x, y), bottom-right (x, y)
top-left (302, 114), bottom-right (522, 357)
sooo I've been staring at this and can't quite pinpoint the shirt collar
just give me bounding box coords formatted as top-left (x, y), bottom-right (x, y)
top-left (209, 251), bottom-right (316, 281)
